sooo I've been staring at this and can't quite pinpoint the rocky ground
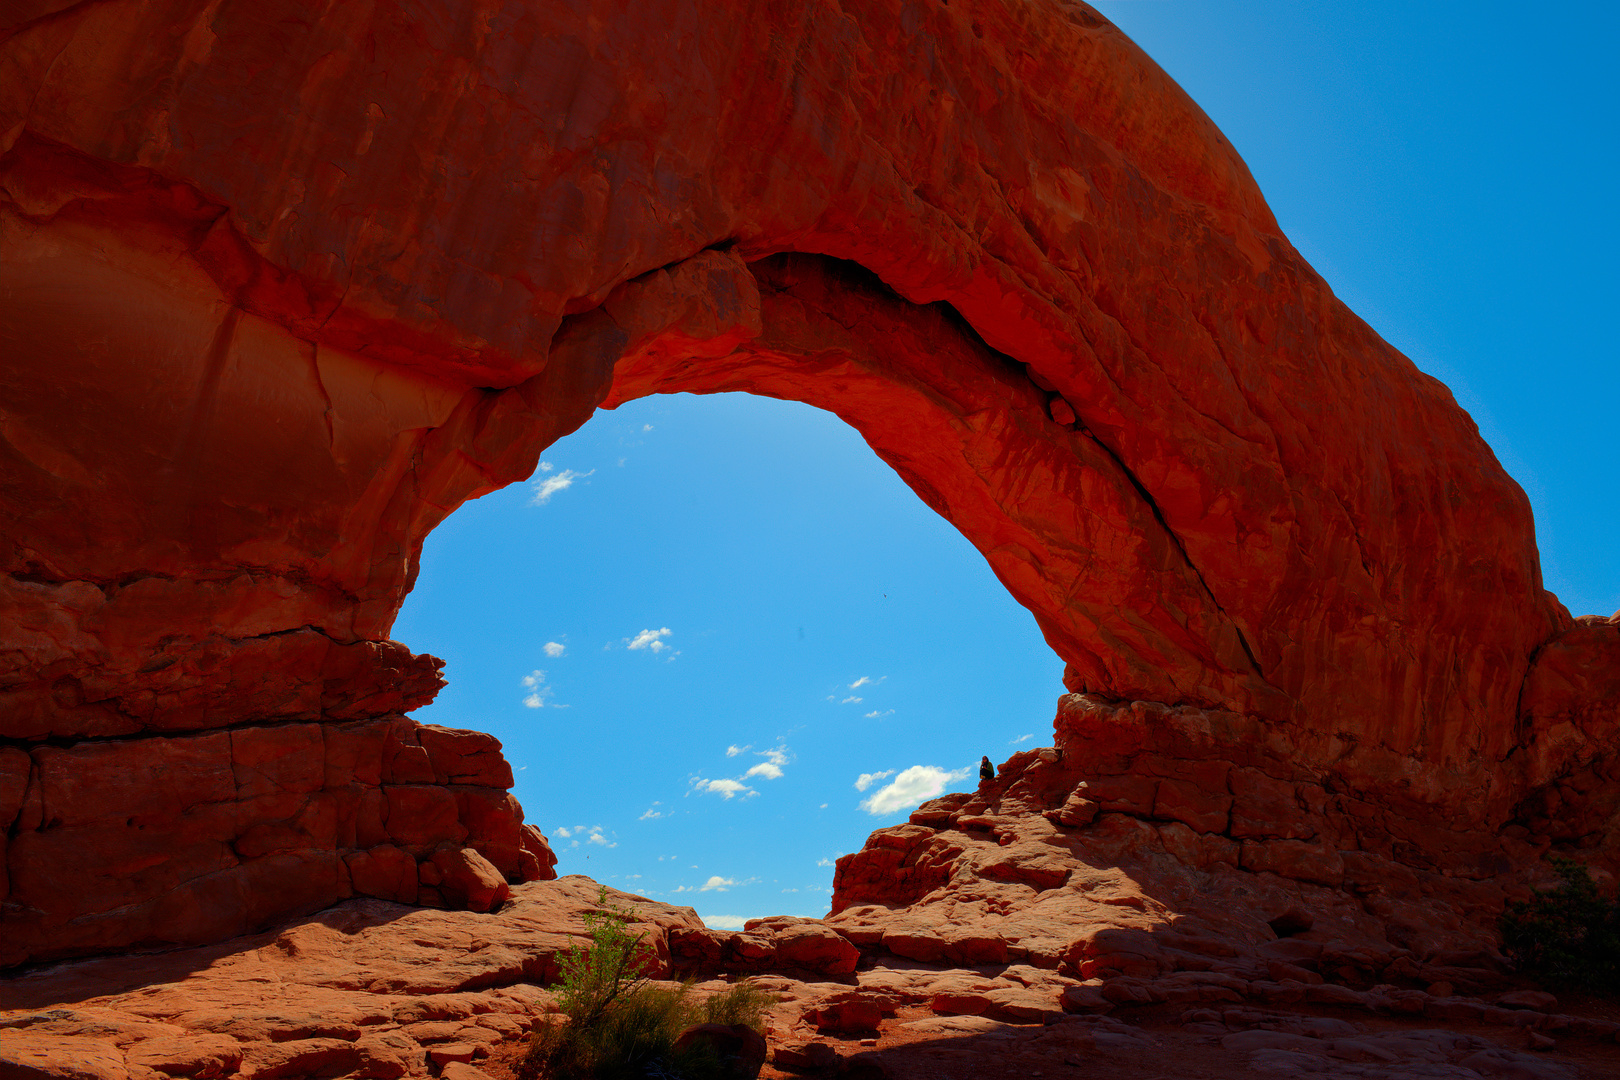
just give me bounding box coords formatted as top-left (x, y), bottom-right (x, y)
top-left (4, 867), bottom-right (1619, 1080)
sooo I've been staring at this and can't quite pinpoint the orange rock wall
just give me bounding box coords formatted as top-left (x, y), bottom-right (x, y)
top-left (0, 0), bottom-right (1602, 965)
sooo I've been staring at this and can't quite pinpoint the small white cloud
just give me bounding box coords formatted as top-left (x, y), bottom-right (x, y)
top-left (726, 744), bottom-right (750, 758)
top-left (849, 676), bottom-right (872, 690)
top-left (702, 915), bottom-right (747, 930)
top-left (854, 769), bottom-right (895, 792)
top-left (671, 885), bottom-right (694, 894)
top-left (642, 424), bottom-right (654, 432)
top-left (742, 746), bottom-right (789, 781)
top-left (1011, 733), bottom-right (1034, 744)
top-left (521, 670), bottom-right (552, 708)
top-left (626, 628), bottom-right (672, 653)
top-left (819, 803), bottom-right (828, 809)
top-left (816, 858), bottom-right (834, 867)
top-left (640, 805), bottom-right (663, 820)
top-left (864, 709), bottom-right (894, 719)
top-left (538, 462), bottom-right (555, 472)
top-left (859, 765), bottom-right (972, 817)
top-left (701, 876), bottom-right (736, 892)
top-left (543, 641), bottom-right (566, 658)
top-left (588, 832), bottom-right (610, 846)
top-left (555, 827), bottom-right (572, 838)
top-left (693, 778), bottom-right (754, 800)
top-left (841, 696), bottom-right (863, 705)
top-left (531, 467), bottom-right (594, 505)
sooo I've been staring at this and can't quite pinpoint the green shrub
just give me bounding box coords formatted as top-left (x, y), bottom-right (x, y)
top-left (1500, 857), bottom-right (1620, 993)
top-left (518, 889), bottom-right (774, 1080)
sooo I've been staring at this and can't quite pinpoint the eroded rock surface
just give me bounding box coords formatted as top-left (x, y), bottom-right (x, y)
top-left (0, 715), bottom-right (557, 968)
top-left (1, 0), bottom-right (1613, 966)
top-left (5, 876), bottom-right (1618, 1080)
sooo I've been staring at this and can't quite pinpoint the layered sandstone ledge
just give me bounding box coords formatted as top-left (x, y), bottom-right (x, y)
top-left (0, 702), bottom-right (557, 969)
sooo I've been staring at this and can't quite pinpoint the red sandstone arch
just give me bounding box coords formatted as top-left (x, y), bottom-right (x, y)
top-left (1, 0), bottom-right (1612, 966)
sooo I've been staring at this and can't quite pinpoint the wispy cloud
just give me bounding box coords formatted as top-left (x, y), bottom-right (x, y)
top-left (702, 915), bottom-right (748, 930)
top-left (555, 824), bottom-right (613, 849)
top-left (521, 670), bottom-right (556, 708)
top-left (849, 676), bottom-right (872, 690)
top-left (859, 765), bottom-right (971, 816)
top-left (543, 641), bottom-right (566, 658)
top-left (626, 627), bottom-right (672, 653)
top-left (841, 696), bottom-right (863, 705)
top-left (854, 769), bottom-right (894, 792)
top-left (693, 777), bottom-right (754, 800)
top-left (1011, 733), bottom-right (1034, 744)
top-left (640, 804), bottom-right (664, 821)
top-left (864, 709), bottom-right (894, 719)
top-left (530, 465), bottom-right (594, 505)
top-left (816, 858), bottom-right (834, 867)
top-left (742, 746), bottom-right (789, 781)
top-left (726, 744), bottom-right (750, 758)
top-left (701, 876), bottom-right (736, 892)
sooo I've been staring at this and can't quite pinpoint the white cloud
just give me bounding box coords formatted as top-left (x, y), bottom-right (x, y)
top-left (854, 769), bottom-right (894, 792)
top-left (742, 746), bottom-right (789, 781)
top-left (693, 778), bottom-right (754, 800)
top-left (554, 827), bottom-right (571, 839)
top-left (816, 858), bottom-right (834, 867)
top-left (521, 670), bottom-right (552, 708)
top-left (671, 885), bottom-right (694, 894)
top-left (530, 467), bottom-right (594, 505)
top-left (841, 696), bottom-right (863, 705)
top-left (538, 462), bottom-right (554, 472)
top-left (864, 709), bottom-right (894, 719)
top-left (702, 915), bottom-right (747, 930)
top-left (849, 676), bottom-right (872, 690)
top-left (642, 424), bottom-right (654, 432)
top-left (726, 744), bottom-right (750, 758)
top-left (859, 765), bottom-right (972, 817)
top-left (626, 627), bottom-right (672, 653)
top-left (701, 876), bottom-right (736, 892)
top-left (640, 804), bottom-right (663, 820)
top-left (1011, 733), bottom-right (1034, 744)
top-left (543, 641), bottom-right (566, 658)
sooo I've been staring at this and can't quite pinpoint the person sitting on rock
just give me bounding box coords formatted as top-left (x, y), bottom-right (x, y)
top-left (980, 755), bottom-right (995, 783)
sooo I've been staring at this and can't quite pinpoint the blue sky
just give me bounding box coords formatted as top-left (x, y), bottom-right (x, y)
top-left (393, 2), bottom-right (1618, 928)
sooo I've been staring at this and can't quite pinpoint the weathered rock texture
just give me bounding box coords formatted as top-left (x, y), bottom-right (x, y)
top-left (5, 875), bottom-right (1618, 1080)
top-left (0, 713), bottom-right (557, 969)
top-left (0, 0), bottom-right (1612, 964)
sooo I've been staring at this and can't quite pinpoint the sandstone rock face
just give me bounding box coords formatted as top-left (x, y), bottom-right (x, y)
top-left (0, 0), bottom-right (1608, 964)
top-left (827, 711), bottom-right (1550, 996)
top-left (0, 716), bottom-right (557, 968)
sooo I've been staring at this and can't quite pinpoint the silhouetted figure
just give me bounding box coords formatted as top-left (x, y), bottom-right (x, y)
top-left (980, 755), bottom-right (995, 783)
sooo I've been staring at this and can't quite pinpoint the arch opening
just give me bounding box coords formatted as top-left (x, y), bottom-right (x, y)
top-left (394, 388), bottom-right (1065, 925)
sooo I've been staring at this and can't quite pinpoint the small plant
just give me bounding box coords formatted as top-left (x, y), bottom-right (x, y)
top-left (1500, 857), bottom-right (1620, 993)
top-left (518, 889), bottom-right (773, 1080)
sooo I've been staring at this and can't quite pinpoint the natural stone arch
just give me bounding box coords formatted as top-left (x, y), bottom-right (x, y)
top-left (2, 0), bottom-right (1609, 967)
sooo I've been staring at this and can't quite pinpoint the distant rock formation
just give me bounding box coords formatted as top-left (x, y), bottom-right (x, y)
top-left (1, 0), bottom-right (1612, 966)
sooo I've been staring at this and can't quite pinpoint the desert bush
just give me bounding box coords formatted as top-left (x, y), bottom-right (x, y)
top-left (518, 890), bottom-right (773, 1080)
top-left (1500, 857), bottom-right (1620, 993)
